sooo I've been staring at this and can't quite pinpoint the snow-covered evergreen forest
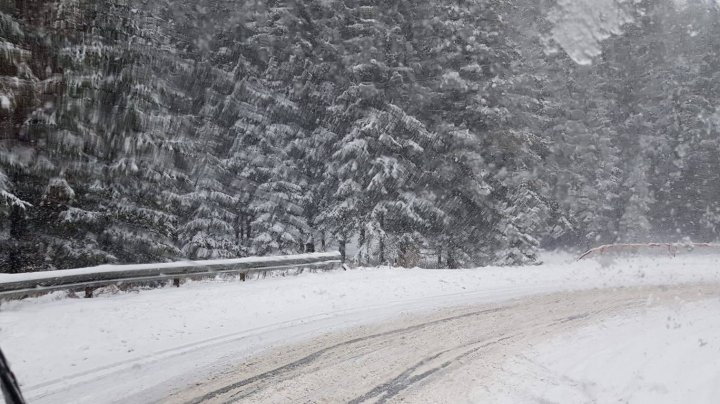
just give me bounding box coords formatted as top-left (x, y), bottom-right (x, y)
top-left (2, 0), bottom-right (720, 272)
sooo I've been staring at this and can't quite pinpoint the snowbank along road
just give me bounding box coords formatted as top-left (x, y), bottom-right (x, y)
top-left (1, 254), bottom-right (720, 403)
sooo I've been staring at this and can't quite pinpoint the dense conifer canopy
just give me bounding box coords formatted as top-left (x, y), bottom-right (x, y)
top-left (2, 0), bottom-right (719, 271)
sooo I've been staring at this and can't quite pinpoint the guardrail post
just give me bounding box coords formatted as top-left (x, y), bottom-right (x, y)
top-left (84, 287), bottom-right (94, 299)
top-left (173, 278), bottom-right (181, 287)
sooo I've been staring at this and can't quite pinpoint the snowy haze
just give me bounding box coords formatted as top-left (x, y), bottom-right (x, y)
top-left (550, 0), bottom-right (636, 65)
top-left (2, 1), bottom-right (720, 402)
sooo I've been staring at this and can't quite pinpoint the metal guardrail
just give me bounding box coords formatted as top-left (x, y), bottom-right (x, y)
top-left (577, 243), bottom-right (720, 260)
top-left (0, 252), bottom-right (342, 300)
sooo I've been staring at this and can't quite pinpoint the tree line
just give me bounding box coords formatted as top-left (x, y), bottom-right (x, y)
top-left (1, 0), bottom-right (719, 272)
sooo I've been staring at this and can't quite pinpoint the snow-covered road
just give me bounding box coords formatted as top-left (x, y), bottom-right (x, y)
top-left (1, 254), bottom-right (719, 403)
top-left (167, 284), bottom-right (720, 404)
top-left (482, 297), bottom-right (720, 404)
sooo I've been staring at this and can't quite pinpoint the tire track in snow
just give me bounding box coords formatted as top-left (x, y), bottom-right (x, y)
top-left (182, 307), bottom-right (508, 404)
top-left (347, 336), bottom-right (514, 404)
top-left (25, 285), bottom-right (543, 403)
top-left (167, 285), bottom-right (719, 404)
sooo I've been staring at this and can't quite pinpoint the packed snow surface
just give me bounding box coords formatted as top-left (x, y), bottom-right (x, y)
top-left (482, 299), bottom-right (720, 403)
top-left (1, 253), bottom-right (719, 403)
top-left (168, 284), bottom-right (718, 404)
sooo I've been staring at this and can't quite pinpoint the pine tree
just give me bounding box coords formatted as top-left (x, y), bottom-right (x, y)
top-left (0, 1), bottom-right (65, 271)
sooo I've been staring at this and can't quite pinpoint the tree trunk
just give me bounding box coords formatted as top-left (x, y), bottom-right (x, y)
top-left (447, 250), bottom-right (457, 269)
top-left (245, 216), bottom-right (251, 240)
top-left (359, 227), bottom-right (366, 265)
top-left (339, 234), bottom-right (346, 263)
top-left (305, 232), bottom-right (315, 253)
top-left (366, 233), bottom-right (372, 266)
top-left (379, 214), bottom-right (385, 264)
top-left (8, 205), bottom-right (27, 273)
top-left (379, 237), bottom-right (385, 264)
top-left (236, 214), bottom-right (242, 243)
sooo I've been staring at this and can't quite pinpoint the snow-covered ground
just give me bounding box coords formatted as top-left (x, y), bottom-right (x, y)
top-left (482, 299), bottom-right (720, 404)
top-left (168, 284), bottom-right (719, 404)
top-left (1, 253), bottom-right (719, 403)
